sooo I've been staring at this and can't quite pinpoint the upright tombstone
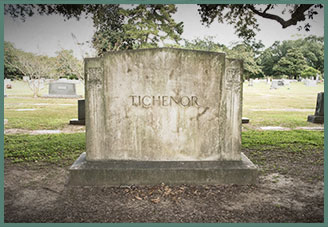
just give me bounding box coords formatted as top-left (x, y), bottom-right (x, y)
top-left (248, 79), bottom-right (254, 87)
top-left (270, 80), bottom-right (279, 89)
top-left (307, 92), bottom-right (324, 124)
top-left (305, 79), bottom-right (317, 87)
top-left (69, 99), bottom-right (85, 125)
top-left (43, 81), bottom-right (82, 98)
top-left (266, 77), bottom-right (271, 84)
top-left (69, 48), bottom-right (257, 186)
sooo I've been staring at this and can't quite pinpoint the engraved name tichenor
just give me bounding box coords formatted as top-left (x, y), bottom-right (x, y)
top-left (130, 95), bottom-right (200, 107)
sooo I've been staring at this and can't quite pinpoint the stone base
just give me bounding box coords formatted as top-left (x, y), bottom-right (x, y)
top-left (307, 115), bottom-right (324, 124)
top-left (68, 152), bottom-right (258, 186)
top-left (42, 95), bottom-right (82, 99)
top-left (69, 119), bottom-right (85, 125)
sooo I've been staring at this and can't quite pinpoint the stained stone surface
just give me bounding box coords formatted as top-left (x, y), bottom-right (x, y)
top-left (85, 48), bottom-right (243, 162)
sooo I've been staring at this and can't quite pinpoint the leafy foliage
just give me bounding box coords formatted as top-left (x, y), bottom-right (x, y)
top-left (198, 4), bottom-right (323, 40)
top-left (176, 37), bottom-right (263, 79)
top-left (258, 36), bottom-right (323, 77)
top-left (273, 48), bottom-right (307, 78)
top-left (4, 41), bottom-right (23, 79)
top-left (55, 49), bottom-right (83, 80)
top-left (92, 5), bottom-right (183, 54)
top-left (301, 66), bottom-right (320, 79)
top-left (227, 44), bottom-right (263, 79)
top-left (4, 43), bottom-right (57, 97)
top-left (182, 36), bottom-right (228, 52)
top-left (5, 4), bottom-right (183, 55)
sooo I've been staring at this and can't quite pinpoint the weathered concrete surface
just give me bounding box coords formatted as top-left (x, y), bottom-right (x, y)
top-left (70, 48), bottom-right (256, 185)
top-left (69, 152), bottom-right (258, 186)
top-left (85, 48), bottom-right (243, 162)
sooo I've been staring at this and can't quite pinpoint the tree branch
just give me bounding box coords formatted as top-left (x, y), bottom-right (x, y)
top-left (263, 4), bottom-right (272, 14)
top-left (248, 4), bottom-right (313, 28)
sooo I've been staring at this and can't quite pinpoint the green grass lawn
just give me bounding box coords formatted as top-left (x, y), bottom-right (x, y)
top-left (4, 130), bottom-right (324, 184)
top-left (243, 81), bottom-right (324, 128)
top-left (4, 80), bottom-right (324, 130)
top-left (5, 80), bottom-right (84, 130)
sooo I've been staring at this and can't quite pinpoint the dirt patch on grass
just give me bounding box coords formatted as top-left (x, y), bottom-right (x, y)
top-left (4, 147), bottom-right (324, 223)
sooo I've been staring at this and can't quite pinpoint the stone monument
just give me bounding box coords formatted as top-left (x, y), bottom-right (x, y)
top-left (307, 92), bottom-right (324, 124)
top-left (304, 79), bottom-right (317, 87)
top-left (248, 79), bottom-right (254, 87)
top-left (43, 81), bottom-right (82, 98)
top-left (69, 48), bottom-right (257, 185)
top-left (69, 99), bottom-right (85, 125)
top-left (270, 80), bottom-right (279, 89)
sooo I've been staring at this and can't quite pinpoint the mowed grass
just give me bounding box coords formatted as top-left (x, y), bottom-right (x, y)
top-left (4, 80), bottom-right (324, 130)
top-left (5, 80), bottom-right (84, 130)
top-left (4, 130), bottom-right (324, 183)
top-left (4, 133), bottom-right (85, 165)
top-left (242, 81), bottom-right (324, 128)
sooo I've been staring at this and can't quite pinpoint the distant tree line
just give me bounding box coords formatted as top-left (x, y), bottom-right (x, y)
top-left (4, 41), bottom-right (83, 80)
top-left (4, 35), bottom-right (323, 81)
top-left (173, 35), bottom-right (323, 80)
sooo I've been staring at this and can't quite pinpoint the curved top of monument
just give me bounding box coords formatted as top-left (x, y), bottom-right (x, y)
top-left (86, 47), bottom-right (227, 60)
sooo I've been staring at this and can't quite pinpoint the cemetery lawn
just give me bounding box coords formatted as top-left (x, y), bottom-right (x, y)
top-left (4, 80), bottom-right (324, 222)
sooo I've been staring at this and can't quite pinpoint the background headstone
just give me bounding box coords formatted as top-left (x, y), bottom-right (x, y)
top-left (304, 79), bottom-right (317, 87)
top-left (43, 81), bottom-right (82, 98)
top-left (70, 99), bottom-right (85, 125)
top-left (307, 92), bottom-right (324, 123)
top-left (270, 80), bottom-right (279, 89)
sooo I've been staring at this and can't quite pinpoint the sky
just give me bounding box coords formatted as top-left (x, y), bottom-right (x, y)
top-left (4, 4), bottom-right (325, 60)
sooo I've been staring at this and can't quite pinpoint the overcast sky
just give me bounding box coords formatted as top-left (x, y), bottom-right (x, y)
top-left (4, 4), bottom-right (324, 60)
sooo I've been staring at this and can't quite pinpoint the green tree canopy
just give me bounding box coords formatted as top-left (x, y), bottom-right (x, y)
top-left (258, 36), bottom-right (323, 77)
top-left (173, 36), bottom-right (262, 79)
top-left (301, 66), bottom-right (320, 79)
top-left (5, 4), bottom-right (184, 55)
top-left (4, 41), bottom-right (23, 79)
top-left (55, 49), bottom-right (83, 80)
top-left (273, 48), bottom-right (307, 78)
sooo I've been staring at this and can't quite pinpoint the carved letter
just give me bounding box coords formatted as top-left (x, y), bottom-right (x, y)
top-left (131, 95), bottom-right (138, 106)
top-left (162, 96), bottom-right (169, 106)
top-left (170, 96), bottom-right (179, 106)
top-left (191, 96), bottom-right (200, 106)
top-left (153, 96), bottom-right (161, 106)
top-left (180, 96), bottom-right (191, 107)
top-left (142, 96), bottom-right (152, 107)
